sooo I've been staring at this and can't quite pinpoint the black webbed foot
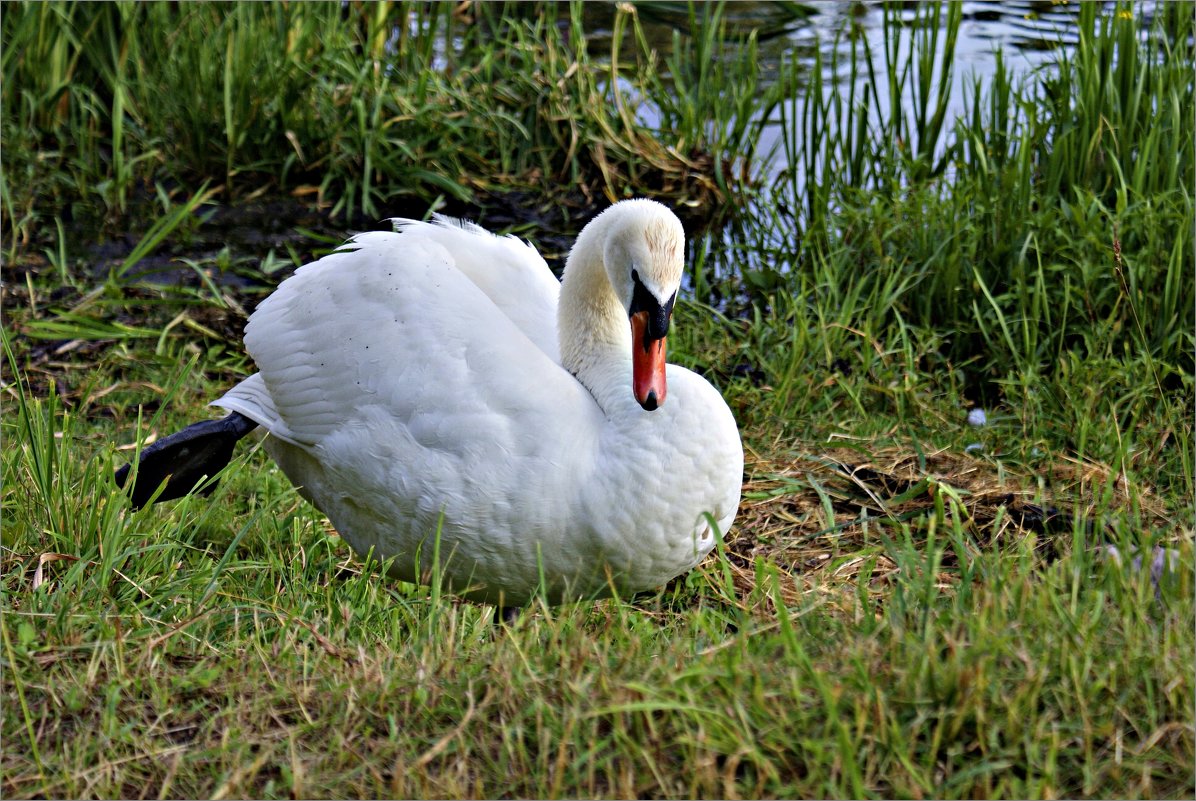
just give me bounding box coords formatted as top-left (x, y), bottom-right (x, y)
top-left (115, 412), bottom-right (258, 509)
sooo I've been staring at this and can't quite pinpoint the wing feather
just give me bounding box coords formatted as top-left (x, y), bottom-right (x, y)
top-left (216, 229), bottom-right (595, 463)
top-left (391, 216), bottom-right (561, 361)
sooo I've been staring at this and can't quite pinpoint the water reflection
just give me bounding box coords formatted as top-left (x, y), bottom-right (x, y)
top-left (583, 1), bottom-right (1099, 84)
top-left (408, 2), bottom-right (1128, 182)
top-left (389, 0), bottom-right (1162, 299)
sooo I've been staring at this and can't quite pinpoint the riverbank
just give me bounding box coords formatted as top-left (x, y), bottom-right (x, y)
top-left (3, 2), bottom-right (1192, 797)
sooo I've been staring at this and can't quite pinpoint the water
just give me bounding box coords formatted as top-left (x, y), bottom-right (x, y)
top-left (565, 1), bottom-right (1159, 301)
top-left (585, 1), bottom-right (1126, 179)
top-left (760, 0), bottom-right (1084, 167)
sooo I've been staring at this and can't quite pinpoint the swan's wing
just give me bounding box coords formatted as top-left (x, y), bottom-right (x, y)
top-left (215, 231), bottom-right (593, 452)
top-left (213, 231), bottom-right (602, 599)
top-left (390, 215), bottom-right (561, 362)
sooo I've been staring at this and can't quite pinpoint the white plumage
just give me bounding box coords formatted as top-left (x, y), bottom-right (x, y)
top-left (214, 199), bottom-right (743, 605)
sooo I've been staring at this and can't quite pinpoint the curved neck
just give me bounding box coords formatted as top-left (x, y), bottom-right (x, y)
top-left (558, 213), bottom-right (631, 413)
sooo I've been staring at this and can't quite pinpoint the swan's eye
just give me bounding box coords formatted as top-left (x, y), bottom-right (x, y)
top-left (629, 269), bottom-right (675, 340)
top-left (630, 269), bottom-right (672, 313)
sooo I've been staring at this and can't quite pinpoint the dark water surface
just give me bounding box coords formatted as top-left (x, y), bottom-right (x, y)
top-left (585, 0), bottom-right (1152, 179)
top-left (575, 0), bottom-right (1172, 303)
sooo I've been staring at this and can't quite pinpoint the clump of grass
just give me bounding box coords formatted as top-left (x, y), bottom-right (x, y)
top-left (762, 1), bottom-right (1193, 380)
top-left (1, 0), bottom-right (776, 243)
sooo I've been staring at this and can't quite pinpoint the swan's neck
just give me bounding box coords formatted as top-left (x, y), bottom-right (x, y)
top-left (558, 215), bottom-right (631, 413)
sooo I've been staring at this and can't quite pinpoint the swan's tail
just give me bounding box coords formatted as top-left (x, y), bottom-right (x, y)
top-left (114, 411), bottom-right (258, 508)
top-left (210, 372), bottom-right (294, 440)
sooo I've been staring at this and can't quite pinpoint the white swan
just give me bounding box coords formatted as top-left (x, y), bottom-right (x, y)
top-left (129, 199), bottom-right (743, 606)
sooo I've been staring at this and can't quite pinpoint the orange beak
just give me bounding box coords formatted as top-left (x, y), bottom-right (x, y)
top-left (631, 310), bottom-right (667, 411)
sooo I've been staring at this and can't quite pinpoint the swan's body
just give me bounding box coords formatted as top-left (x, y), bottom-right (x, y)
top-left (194, 199), bottom-right (741, 605)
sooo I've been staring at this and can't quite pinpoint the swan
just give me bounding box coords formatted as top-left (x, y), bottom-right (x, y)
top-left (116, 199), bottom-right (743, 608)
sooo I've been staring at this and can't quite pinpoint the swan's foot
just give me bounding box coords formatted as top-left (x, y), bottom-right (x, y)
top-left (114, 412), bottom-right (259, 509)
top-left (494, 605), bottom-right (521, 625)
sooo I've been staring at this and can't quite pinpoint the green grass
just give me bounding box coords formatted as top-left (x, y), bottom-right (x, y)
top-left (2, 322), bottom-right (1192, 798)
top-left (4, 276), bottom-right (1192, 799)
top-left (1, 0), bottom-right (789, 233)
top-left (3, 1), bottom-right (1194, 798)
top-left (756, 0), bottom-right (1194, 379)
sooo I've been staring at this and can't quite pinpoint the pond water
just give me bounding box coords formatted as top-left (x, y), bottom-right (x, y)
top-left (563, 0), bottom-right (1168, 301)
top-left (585, 0), bottom-right (1143, 179)
top-left (760, 0), bottom-right (1088, 170)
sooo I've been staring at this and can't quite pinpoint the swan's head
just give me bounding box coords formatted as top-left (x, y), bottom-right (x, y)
top-left (601, 200), bottom-right (684, 411)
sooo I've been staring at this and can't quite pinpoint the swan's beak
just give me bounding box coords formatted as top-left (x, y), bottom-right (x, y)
top-left (631, 310), bottom-right (668, 411)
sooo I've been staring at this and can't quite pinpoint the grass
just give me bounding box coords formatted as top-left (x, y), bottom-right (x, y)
top-left (1, 0), bottom-right (794, 233)
top-left (2, 329), bottom-right (1191, 798)
top-left (2, 1), bottom-right (1194, 798)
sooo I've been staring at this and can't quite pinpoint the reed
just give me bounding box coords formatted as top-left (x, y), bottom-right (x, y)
top-left (768, 0), bottom-right (1192, 387)
top-left (1, 0), bottom-right (776, 233)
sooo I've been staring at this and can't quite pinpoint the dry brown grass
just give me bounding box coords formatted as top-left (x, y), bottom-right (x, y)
top-left (711, 436), bottom-right (1182, 608)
